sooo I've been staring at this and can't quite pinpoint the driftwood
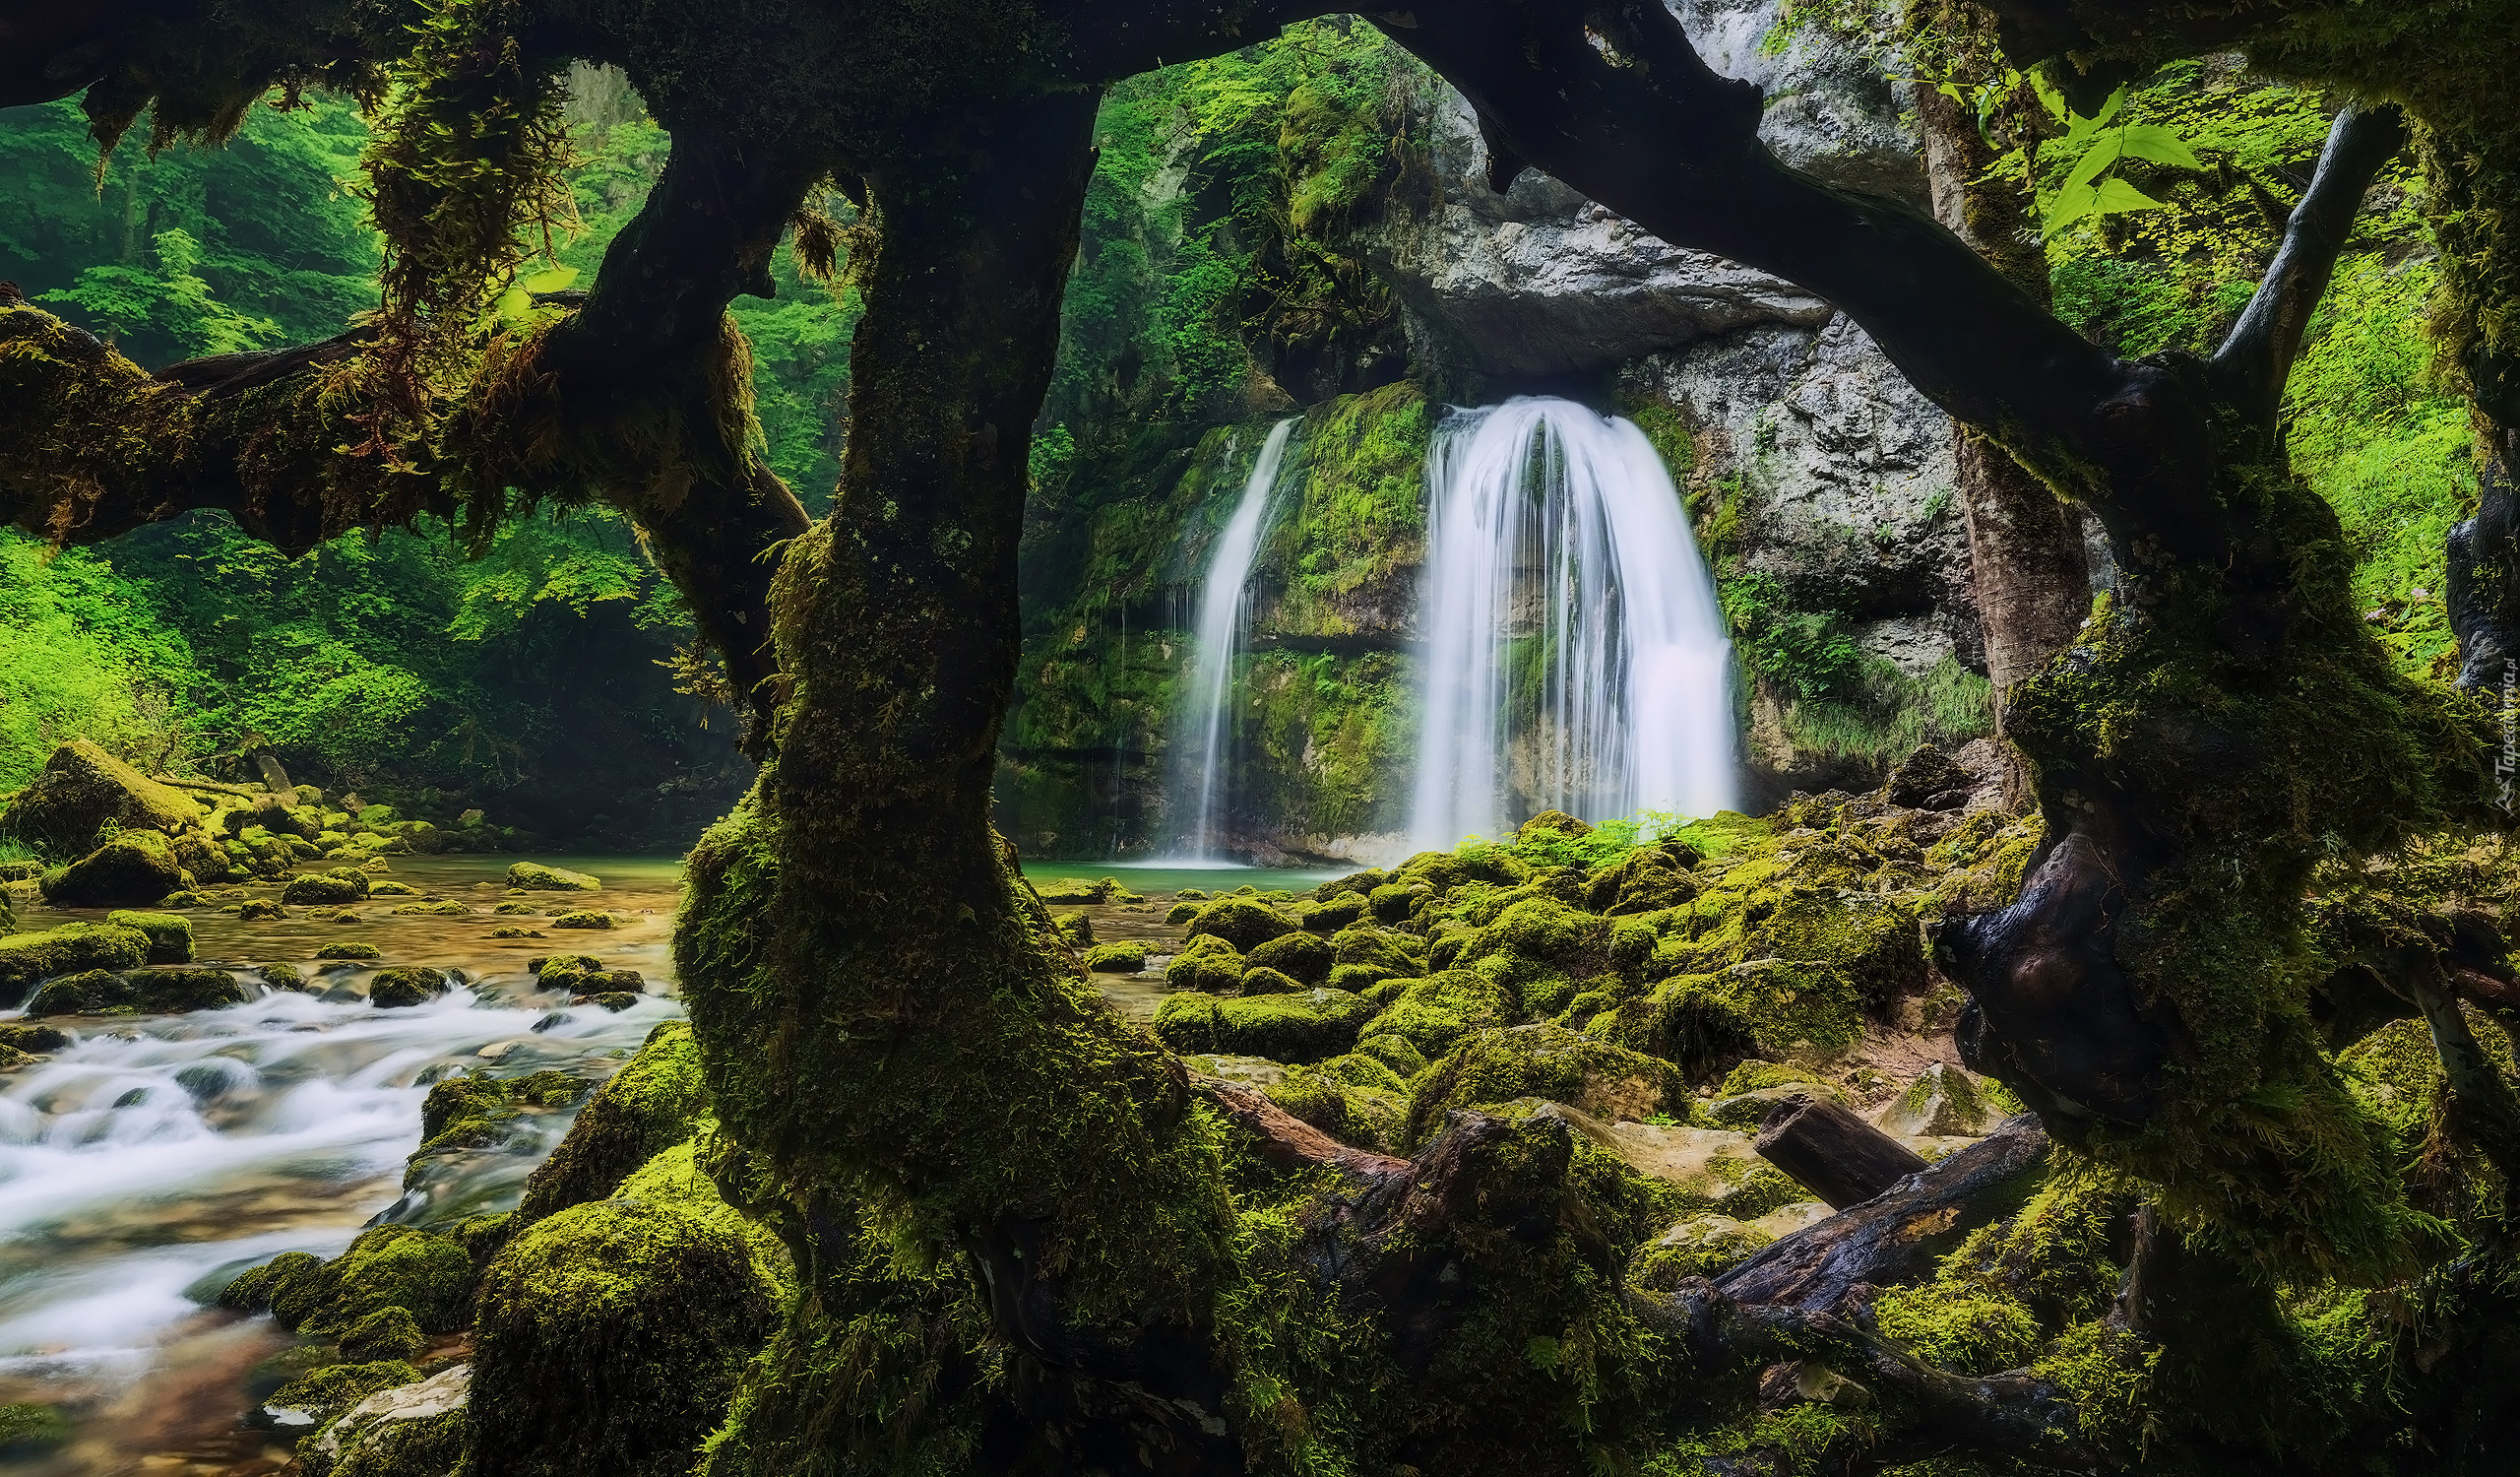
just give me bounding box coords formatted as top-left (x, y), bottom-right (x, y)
top-left (1754, 1093), bottom-right (1931, 1210)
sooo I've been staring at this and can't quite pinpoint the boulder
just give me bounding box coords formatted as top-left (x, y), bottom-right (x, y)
top-left (1404, 1024), bottom-right (1686, 1149)
top-left (1236, 965), bottom-right (1307, 996)
top-left (548, 910), bottom-right (614, 930)
top-left (40, 831), bottom-right (188, 907)
top-left (507, 862), bottom-right (601, 892)
top-left (0, 922), bottom-right (152, 1005)
top-left (105, 909), bottom-right (193, 963)
top-left (512, 1022), bottom-right (707, 1226)
top-left (369, 968), bottom-right (448, 1009)
top-left (26, 965), bottom-right (248, 1016)
top-left (1185, 896), bottom-right (1296, 952)
top-left (1163, 934), bottom-right (1244, 994)
top-left (283, 867), bottom-right (372, 906)
top-left (0, 739), bottom-right (201, 857)
top-left (1245, 929), bottom-right (1334, 986)
top-left (1081, 940), bottom-right (1148, 973)
top-left (1152, 986), bottom-right (1376, 1063)
top-left (299, 1360), bottom-right (468, 1477)
top-left (1873, 1061), bottom-right (1989, 1137)
top-left (226, 1224), bottom-right (475, 1335)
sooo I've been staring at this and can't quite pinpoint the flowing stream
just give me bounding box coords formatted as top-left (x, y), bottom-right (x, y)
top-left (0, 856), bottom-right (683, 1475)
top-left (1169, 419), bottom-right (1298, 861)
top-left (1408, 398), bottom-right (1737, 852)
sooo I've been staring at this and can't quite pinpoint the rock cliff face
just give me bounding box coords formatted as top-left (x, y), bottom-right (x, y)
top-left (998, 0), bottom-right (1993, 859)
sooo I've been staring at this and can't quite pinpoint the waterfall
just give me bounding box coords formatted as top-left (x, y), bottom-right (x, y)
top-left (1171, 418), bottom-right (1298, 860)
top-left (1407, 398), bottom-right (1737, 853)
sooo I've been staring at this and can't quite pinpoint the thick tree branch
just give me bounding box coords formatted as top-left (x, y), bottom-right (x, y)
top-left (2211, 103), bottom-right (2407, 426)
top-left (1379, 0), bottom-right (2128, 487)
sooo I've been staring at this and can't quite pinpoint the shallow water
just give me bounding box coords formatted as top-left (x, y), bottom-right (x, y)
top-left (0, 855), bottom-right (683, 1473)
top-left (1021, 859), bottom-right (1344, 897)
top-left (0, 851), bottom-right (1233, 1472)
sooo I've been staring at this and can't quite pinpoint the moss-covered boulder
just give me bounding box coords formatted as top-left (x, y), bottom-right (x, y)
top-left (1446, 896), bottom-right (1612, 1017)
top-left (1404, 1025), bottom-right (1685, 1148)
top-left (1266, 1059), bottom-right (1409, 1151)
top-left (223, 1226), bottom-right (475, 1335)
top-left (1358, 969), bottom-right (1515, 1060)
top-left (508, 862), bottom-right (601, 891)
top-left (512, 1021), bottom-right (707, 1225)
top-left (40, 831), bottom-right (188, 906)
top-left (1051, 910), bottom-right (1093, 946)
top-left (239, 899), bottom-right (288, 920)
top-left (297, 1361), bottom-right (469, 1477)
top-left (105, 909), bottom-right (192, 963)
top-left (1583, 843), bottom-right (1702, 916)
top-left (1245, 929), bottom-right (1333, 986)
top-left (1236, 964), bottom-right (1306, 995)
top-left (283, 868), bottom-right (372, 906)
top-left (1591, 938), bottom-right (1869, 1075)
top-left (1152, 986), bottom-right (1377, 1062)
top-left (470, 1144), bottom-right (789, 1477)
top-left (24, 964), bottom-right (246, 1016)
top-left (0, 1021), bottom-right (68, 1054)
top-left (1298, 890), bottom-right (1370, 931)
top-left (548, 910), bottom-right (614, 930)
top-left (1081, 940), bottom-right (1148, 972)
top-left (368, 968), bottom-right (448, 1009)
top-left (1626, 1214), bottom-right (1775, 1292)
top-left (415, 1069), bottom-right (589, 1159)
top-left (1163, 933), bottom-right (1243, 993)
top-left (389, 900), bottom-right (471, 917)
top-left (1354, 1032), bottom-right (1430, 1080)
top-left (266, 1360), bottom-right (425, 1432)
top-left (0, 739), bottom-right (202, 856)
top-left (0, 923), bottom-right (158, 1004)
top-left (1741, 887), bottom-right (1924, 1006)
top-left (336, 1306), bottom-right (427, 1363)
top-left (319, 941), bottom-right (382, 960)
top-left (1184, 895), bottom-right (1295, 952)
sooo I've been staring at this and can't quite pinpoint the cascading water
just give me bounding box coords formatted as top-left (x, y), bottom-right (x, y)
top-left (1407, 398), bottom-right (1737, 852)
top-left (1168, 418), bottom-right (1298, 861)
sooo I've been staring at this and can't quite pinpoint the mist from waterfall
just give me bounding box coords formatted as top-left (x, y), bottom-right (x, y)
top-left (1407, 398), bottom-right (1737, 853)
top-left (1169, 418), bottom-right (1298, 861)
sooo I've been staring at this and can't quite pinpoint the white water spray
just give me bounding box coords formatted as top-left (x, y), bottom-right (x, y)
top-left (1407, 398), bottom-right (1736, 852)
top-left (1170, 419), bottom-right (1297, 860)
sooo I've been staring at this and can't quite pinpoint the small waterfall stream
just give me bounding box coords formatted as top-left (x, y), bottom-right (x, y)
top-left (1408, 398), bottom-right (1736, 852)
top-left (1169, 419), bottom-right (1297, 860)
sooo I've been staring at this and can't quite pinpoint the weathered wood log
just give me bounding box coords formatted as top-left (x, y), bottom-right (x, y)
top-left (1721, 1114), bottom-right (2049, 1314)
top-left (151, 776), bottom-right (262, 797)
top-left (1754, 1093), bottom-right (1930, 1210)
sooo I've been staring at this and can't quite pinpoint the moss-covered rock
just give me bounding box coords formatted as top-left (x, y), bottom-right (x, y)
top-left (389, 900), bottom-right (471, 917)
top-left (1051, 909), bottom-right (1094, 946)
top-left (548, 909), bottom-right (614, 930)
top-left (0, 739), bottom-right (202, 857)
top-left (39, 830), bottom-right (188, 906)
top-left (416, 1069), bottom-right (589, 1158)
top-left (1, 917), bottom-right (189, 997)
top-left (1357, 968), bottom-right (1514, 1060)
top-left (470, 1147), bottom-right (788, 1477)
top-left (268, 1361), bottom-right (425, 1430)
top-left (0, 1401), bottom-right (69, 1453)
top-left (24, 964), bottom-right (246, 1016)
top-left (508, 862), bottom-right (601, 891)
top-left (1081, 940), bottom-right (1148, 972)
top-left (240, 899), bottom-right (288, 920)
top-left (1185, 895), bottom-right (1295, 951)
top-left (513, 1021), bottom-right (708, 1225)
top-left (1163, 932), bottom-right (1244, 993)
top-left (1354, 1031), bottom-right (1430, 1080)
top-left (0, 1021), bottom-right (68, 1054)
top-left (367, 879), bottom-right (421, 897)
top-left (1152, 985), bottom-right (1376, 1062)
top-left (283, 868), bottom-right (373, 905)
top-left (368, 968), bottom-right (447, 1009)
top-left (1404, 1025), bottom-right (1685, 1148)
top-left (1583, 843), bottom-right (1702, 917)
top-left (530, 953), bottom-right (605, 990)
top-left (1595, 958), bottom-right (1866, 1073)
top-left (299, 1362), bottom-right (470, 1477)
top-left (1625, 1214), bottom-right (1774, 1292)
top-left (319, 941), bottom-right (382, 960)
top-left (229, 1226), bottom-right (474, 1336)
top-left (1266, 1061), bottom-right (1408, 1150)
top-left (105, 908), bottom-right (193, 963)
top-left (1245, 928), bottom-right (1334, 986)
top-left (1236, 964), bottom-right (1306, 995)
top-left (336, 1306), bottom-right (426, 1363)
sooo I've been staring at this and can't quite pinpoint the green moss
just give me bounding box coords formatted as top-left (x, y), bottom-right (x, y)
top-left (548, 909), bottom-right (615, 929)
top-left (367, 967), bottom-right (446, 1008)
top-left (1165, 931), bottom-right (1245, 992)
top-left (256, 1226), bottom-right (475, 1336)
top-left (1153, 985), bottom-right (1377, 1062)
top-left (388, 900), bottom-right (470, 916)
top-left (38, 830), bottom-right (188, 906)
top-left (1406, 1025), bottom-right (1686, 1148)
top-left (269, 1361), bottom-right (425, 1426)
top-left (283, 868), bottom-right (372, 905)
top-left (319, 941), bottom-right (382, 960)
top-left (1187, 895), bottom-right (1296, 951)
top-left (0, 1402), bottom-right (69, 1452)
top-left (1361, 968), bottom-right (1516, 1060)
top-left (513, 1020), bottom-right (707, 1224)
top-left (414, 1068), bottom-right (587, 1160)
top-left (1265, 1062), bottom-right (1408, 1151)
top-left (1354, 1032), bottom-right (1429, 1080)
top-left (1081, 939), bottom-right (1148, 972)
top-left (1238, 964), bottom-right (1306, 995)
top-left (1246, 928), bottom-right (1334, 985)
top-left (471, 1144), bottom-right (790, 1477)
top-left (24, 963), bottom-right (245, 1015)
top-left (105, 908), bottom-right (193, 962)
top-left (509, 861), bottom-right (600, 890)
top-left (335, 1306), bottom-right (426, 1363)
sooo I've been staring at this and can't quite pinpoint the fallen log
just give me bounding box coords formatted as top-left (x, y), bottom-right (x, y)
top-left (1754, 1093), bottom-right (1930, 1210)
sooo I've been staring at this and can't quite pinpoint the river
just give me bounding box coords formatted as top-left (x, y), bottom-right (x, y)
top-left (0, 854), bottom-right (1311, 1473)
